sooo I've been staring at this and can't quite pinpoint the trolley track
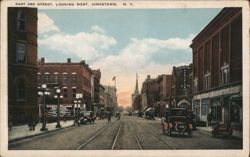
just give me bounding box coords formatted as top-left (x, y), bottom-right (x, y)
top-left (75, 122), bottom-right (115, 150)
top-left (130, 118), bottom-right (177, 150)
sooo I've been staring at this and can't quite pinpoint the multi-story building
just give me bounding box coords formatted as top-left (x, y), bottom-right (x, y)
top-left (170, 65), bottom-right (192, 109)
top-left (8, 7), bottom-right (38, 125)
top-left (141, 75), bottom-right (160, 110)
top-left (154, 74), bottom-right (172, 117)
top-left (103, 85), bottom-right (118, 111)
top-left (190, 8), bottom-right (242, 131)
top-left (38, 58), bottom-right (101, 116)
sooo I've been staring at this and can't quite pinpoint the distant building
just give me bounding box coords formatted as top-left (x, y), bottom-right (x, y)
top-left (8, 7), bottom-right (38, 125)
top-left (103, 85), bottom-right (118, 111)
top-left (38, 58), bottom-right (101, 116)
top-left (99, 84), bottom-right (105, 106)
top-left (131, 73), bottom-right (140, 111)
top-left (155, 74), bottom-right (172, 117)
top-left (170, 65), bottom-right (192, 109)
top-left (141, 75), bottom-right (160, 110)
top-left (190, 8), bottom-right (242, 130)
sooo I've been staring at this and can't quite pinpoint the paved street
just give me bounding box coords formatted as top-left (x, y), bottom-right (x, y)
top-left (9, 116), bottom-right (242, 150)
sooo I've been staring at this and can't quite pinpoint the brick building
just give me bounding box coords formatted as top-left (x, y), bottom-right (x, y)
top-left (8, 7), bottom-right (38, 125)
top-left (38, 58), bottom-right (101, 116)
top-left (190, 8), bottom-right (242, 130)
top-left (141, 75), bottom-right (160, 110)
top-left (170, 65), bottom-right (192, 109)
top-left (154, 74), bottom-right (172, 117)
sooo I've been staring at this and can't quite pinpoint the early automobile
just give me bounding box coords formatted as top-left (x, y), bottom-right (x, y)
top-left (79, 111), bottom-right (96, 124)
top-left (163, 108), bottom-right (193, 137)
top-left (145, 108), bottom-right (155, 120)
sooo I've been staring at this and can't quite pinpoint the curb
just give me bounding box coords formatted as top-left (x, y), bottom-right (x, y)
top-left (9, 125), bottom-right (75, 143)
top-left (196, 129), bottom-right (242, 140)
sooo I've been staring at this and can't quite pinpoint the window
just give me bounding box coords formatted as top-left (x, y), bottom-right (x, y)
top-left (194, 78), bottom-right (198, 93)
top-left (45, 74), bottom-right (49, 83)
top-left (204, 72), bottom-right (211, 90)
top-left (72, 74), bottom-right (77, 83)
top-left (37, 73), bottom-right (41, 82)
top-left (17, 80), bottom-right (25, 100)
top-left (54, 75), bottom-right (58, 83)
top-left (221, 64), bottom-right (229, 85)
top-left (16, 42), bottom-right (26, 64)
top-left (17, 10), bottom-right (25, 31)
top-left (63, 74), bottom-right (67, 85)
top-left (72, 88), bottom-right (77, 98)
top-left (63, 88), bottom-right (68, 98)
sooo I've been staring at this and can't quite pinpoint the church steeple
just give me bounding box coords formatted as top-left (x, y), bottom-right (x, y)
top-left (134, 73), bottom-right (139, 95)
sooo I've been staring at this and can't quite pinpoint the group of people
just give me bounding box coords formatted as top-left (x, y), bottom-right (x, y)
top-left (107, 112), bottom-right (121, 123)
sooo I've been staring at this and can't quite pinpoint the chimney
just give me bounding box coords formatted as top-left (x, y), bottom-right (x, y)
top-left (147, 75), bottom-right (150, 80)
top-left (80, 60), bottom-right (85, 64)
top-left (67, 58), bottom-right (71, 63)
top-left (41, 57), bottom-right (45, 63)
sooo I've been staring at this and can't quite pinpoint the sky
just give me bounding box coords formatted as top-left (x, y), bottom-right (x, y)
top-left (38, 8), bottom-right (222, 107)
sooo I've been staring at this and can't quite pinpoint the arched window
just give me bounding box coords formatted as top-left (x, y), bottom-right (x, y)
top-left (17, 10), bottom-right (25, 31)
top-left (17, 79), bottom-right (26, 100)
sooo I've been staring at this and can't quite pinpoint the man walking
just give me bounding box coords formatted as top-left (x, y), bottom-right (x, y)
top-left (108, 112), bottom-right (111, 123)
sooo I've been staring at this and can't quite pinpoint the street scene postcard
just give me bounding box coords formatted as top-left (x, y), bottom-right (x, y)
top-left (0, 0), bottom-right (249, 157)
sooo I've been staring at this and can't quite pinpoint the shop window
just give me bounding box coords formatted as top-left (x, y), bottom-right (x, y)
top-left (230, 105), bottom-right (240, 122)
top-left (17, 10), bottom-right (25, 31)
top-left (16, 42), bottom-right (26, 64)
top-left (211, 106), bottom-right (222, 121)
top-left (17, 80), bottom-right (25, 100)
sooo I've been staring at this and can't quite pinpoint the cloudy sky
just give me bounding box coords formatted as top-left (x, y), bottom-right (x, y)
top-left (38, 9), bottom-right (222, 107)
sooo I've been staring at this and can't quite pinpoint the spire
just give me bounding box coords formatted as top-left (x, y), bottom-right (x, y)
top-left (134, 73), bottom-right (139, 95)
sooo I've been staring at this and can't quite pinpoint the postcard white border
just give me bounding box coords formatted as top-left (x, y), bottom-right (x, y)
top-left (1, 0), bottom-right (249, 157)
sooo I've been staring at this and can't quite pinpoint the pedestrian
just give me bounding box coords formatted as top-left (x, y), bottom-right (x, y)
top-left (161, 117), bottom-right (166, 135)
top-left (117, 112), bottom-right (121, 120)
top-left (207, 112), bottom-right (212, 126)
top-left (108, 112), bottom-right (111, 123)
top-left (27, 114), bottom-right (35, 131)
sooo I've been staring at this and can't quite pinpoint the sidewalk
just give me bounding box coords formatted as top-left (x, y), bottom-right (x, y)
top-left (9, 120), bottom-right (75, 142)
top-left (196, 126), bottom-right (242, 139)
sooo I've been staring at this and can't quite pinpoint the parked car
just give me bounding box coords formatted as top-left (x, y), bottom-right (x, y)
top-left (163, 108), bottom-right (193, 137)
top-left (145, 108), bottom-right (154, 120)
top-left (79, 111), bottom-right (96, 124)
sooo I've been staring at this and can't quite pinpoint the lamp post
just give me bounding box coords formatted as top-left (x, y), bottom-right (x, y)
top-left (54, 88), bottom-right (63, 128)
top-left (73, 99), bottom-right (81, 126)
top-left (38, 84), bottom-right (50, 131)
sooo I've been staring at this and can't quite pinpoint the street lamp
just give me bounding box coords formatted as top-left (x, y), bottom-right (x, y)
top-left (73, 99), bottom-right (81, 126)
top-left (38, 84), bottom-right (50, 131)
top-left (54, 88), bottom-right (63, 128)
